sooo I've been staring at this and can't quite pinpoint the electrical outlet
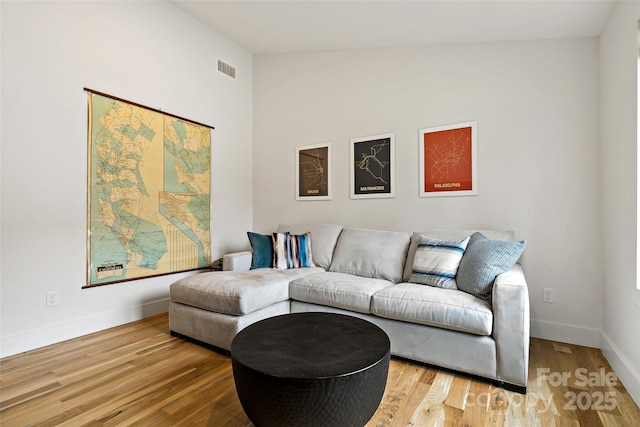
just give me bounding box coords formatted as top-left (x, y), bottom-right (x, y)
top-left (542, 288), bottom-right (554, 304)
top-left (46, 291), bottom-right (58, 307)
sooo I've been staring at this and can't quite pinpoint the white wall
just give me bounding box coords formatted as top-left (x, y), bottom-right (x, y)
top-left (253, 39), bottom-right (602, 347)
top-left (600, 0), bottom-right (640, 406)
top-left (0, 1), bottom-right (253, 357)
top-left (1, 0), bottom-right (636, 405)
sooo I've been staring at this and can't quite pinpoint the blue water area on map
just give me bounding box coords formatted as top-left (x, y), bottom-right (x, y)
top-left (172, 120), bottom-right (188, 141)
top-left (118, 124), bottom-right (138, 141)
top-left (162, 139), bottom-right (197, 194)
top-left (116, 207), bottom-right (167, 270)
top-left (138, 123), bottom-right (155, 141)
top-left (163, 119), bottom-right (210, 194)
top-left (188, 194), bottom-right (210, 231)
top-left (129, 229), bottom-right (168, 270)
top-left (91, 197), bottom-right (168, 279)
top-left (90, 222), bottom-right (128, 283)
top-left (159, 203), bottom-right (207, 267)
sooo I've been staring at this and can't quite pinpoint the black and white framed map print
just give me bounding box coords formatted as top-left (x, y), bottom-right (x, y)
top-left (350, 133), bottom-right (395, 199)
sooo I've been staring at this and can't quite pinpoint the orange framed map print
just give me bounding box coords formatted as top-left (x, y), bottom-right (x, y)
top-left (419, 121), bottom-right (477, 197)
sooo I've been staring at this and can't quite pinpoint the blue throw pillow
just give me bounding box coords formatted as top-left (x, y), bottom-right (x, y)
top-left (247, 232), bottom-right (273, 269)
top-left (456, 232), bottom-right (526, 303)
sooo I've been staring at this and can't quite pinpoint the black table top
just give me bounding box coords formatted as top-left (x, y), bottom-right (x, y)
top-left (231, 312), bottom-right (390, 380)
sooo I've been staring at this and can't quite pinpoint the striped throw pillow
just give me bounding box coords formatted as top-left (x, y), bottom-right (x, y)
top-left (272, 232), bottom-right (315, 269)
top-left (409, 235), bottom-right (470, 289)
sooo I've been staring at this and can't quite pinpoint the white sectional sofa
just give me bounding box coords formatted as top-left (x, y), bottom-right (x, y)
top-left (169, 223), bottom-right (529, 393)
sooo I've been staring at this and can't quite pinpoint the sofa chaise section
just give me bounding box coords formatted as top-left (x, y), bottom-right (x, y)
top-left (169, 267), bottom-right (324, 350)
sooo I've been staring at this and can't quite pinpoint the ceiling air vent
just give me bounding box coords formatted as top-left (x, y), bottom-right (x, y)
top-left (217, 59), bottom-right (236, 79)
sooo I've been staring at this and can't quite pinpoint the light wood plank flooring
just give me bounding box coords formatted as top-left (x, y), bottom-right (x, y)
top-left (1, 314), bottom-right (639, 426)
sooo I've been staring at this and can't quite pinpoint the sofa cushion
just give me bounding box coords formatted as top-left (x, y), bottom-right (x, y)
top-left (371, 283), bottom-right (493, 336)
top-left (457, 232), bottom-right (526, 303)
top-left (289, 271), bottom-right (395, 314)
top-left (277, 223), bottom-right (343, 270)
top-left (170, 267), bottom-right (323, 315)
top-left (272, 232), bottom-right (315, 269)
top-left (329, 228), bottom-right (410, 283)
top-left (247, 232), bottom-right (273, 269)
top-left (408, 235), bottom-right (470, 289)
top-left (403, 230), bottom-right (516, 282)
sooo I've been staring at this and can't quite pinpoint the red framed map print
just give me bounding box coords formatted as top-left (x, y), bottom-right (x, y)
top-left (419, 121), bottom-right (477, 197)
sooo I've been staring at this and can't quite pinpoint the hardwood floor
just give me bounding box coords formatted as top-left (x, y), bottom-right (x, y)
top-left (1, 314), bottom-right (639, 426)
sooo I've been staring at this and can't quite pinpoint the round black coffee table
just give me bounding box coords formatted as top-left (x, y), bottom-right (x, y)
top-left (231, 312), bottom-right (391, 427)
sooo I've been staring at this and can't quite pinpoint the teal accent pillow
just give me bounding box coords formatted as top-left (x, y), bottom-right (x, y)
top-left (457, 232), bottom-right (526, 303)
top-left (247, 232), bottom-right (273, 269)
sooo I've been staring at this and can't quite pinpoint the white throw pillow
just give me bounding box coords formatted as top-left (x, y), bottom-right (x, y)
top-left (409, 235), bottom-right (470, 289)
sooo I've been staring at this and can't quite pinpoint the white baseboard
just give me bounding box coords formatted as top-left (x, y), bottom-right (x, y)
top-left (600, 331), bottom-right (640, 408)
top-left (530, 318), bottom-right (601, 348)
top-left (531, 320), bottom-right (640, 407)
top-left (0, 298), bottom-right (169, 358)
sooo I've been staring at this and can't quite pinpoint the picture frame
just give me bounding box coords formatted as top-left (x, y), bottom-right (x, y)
top-left (296, 143), bottom-right (332, 200)
top-left (419, 121), bottom-right (477, 197)
top-left (350, 133), bottom-right (395, 199)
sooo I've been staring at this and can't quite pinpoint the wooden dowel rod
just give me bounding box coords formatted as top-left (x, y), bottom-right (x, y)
top-left (84, 87), bottom-right (215, 130)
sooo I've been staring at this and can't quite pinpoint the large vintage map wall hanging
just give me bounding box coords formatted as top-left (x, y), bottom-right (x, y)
top-left (85, 89), bottom-right (212, 287)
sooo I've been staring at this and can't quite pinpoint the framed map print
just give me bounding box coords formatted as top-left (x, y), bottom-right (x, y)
top-left (419, 121), bottom-right (477, 197)
top-left (296, 143), bottom-right (331, 200)
top-left (85, 89), bottom-right (213, 287)
top-left (350, 133), bottom-right (395, 199)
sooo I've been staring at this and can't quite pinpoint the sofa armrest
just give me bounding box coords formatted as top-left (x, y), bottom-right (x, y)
top-left (222, 251), bottom-right (253, 272)
top-left (492, 263), bottom-right (530, 388)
